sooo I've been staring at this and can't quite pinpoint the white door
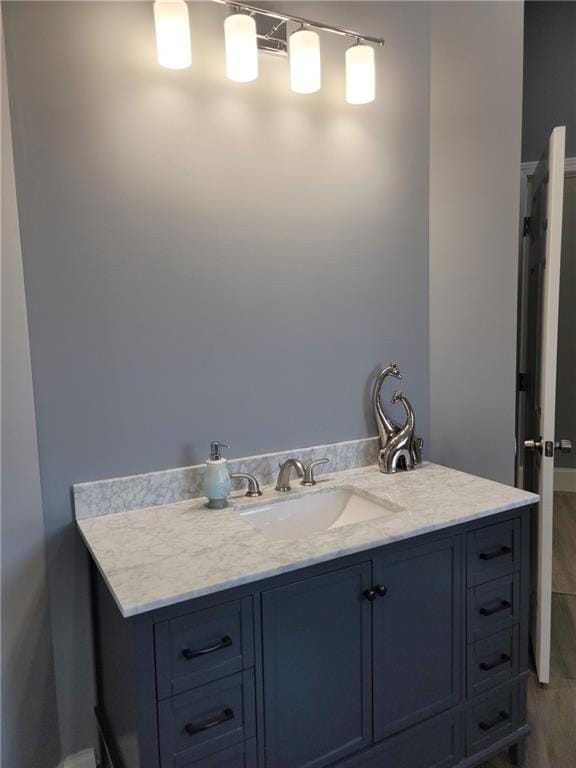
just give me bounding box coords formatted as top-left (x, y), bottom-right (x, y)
top-left (518, 126), bottom-right (566, 684)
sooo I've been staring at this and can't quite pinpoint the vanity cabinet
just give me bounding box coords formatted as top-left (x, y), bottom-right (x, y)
top-left (92, 507), bottom-right (531, 768)
top-left (373, 536), bottom-right (462, 741)
top-left (261, 563), bottom-right (372, 768)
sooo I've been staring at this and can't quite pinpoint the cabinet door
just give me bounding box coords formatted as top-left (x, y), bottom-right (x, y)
top-left (262, 563), bottom-right (372, 768)
top-left (373, 536), bottom-right (463, 741)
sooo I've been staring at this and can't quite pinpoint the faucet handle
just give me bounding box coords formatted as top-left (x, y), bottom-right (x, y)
top-left (301, 458), bottom-right (330, 487)
top-left (230, 472), bottom-right (262, 498)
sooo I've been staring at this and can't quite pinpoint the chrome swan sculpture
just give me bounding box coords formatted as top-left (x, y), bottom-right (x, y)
top-left (372, 362), bottom-right (423, 473)
top-left (372, 361), bottom-right (403, 448)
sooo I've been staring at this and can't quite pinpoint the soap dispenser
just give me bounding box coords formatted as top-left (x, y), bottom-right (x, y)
top-left (203, 441), bottom-right (232, 509)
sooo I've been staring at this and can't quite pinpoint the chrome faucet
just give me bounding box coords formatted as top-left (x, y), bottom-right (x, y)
top-left (373, 363), bottom-right (422, 473)
top-left (275, 458), bottom-right (305, 492)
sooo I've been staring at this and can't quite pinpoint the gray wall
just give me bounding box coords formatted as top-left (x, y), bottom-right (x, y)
top-left (555, 177), bottom-right (576, 469)
top-left (429, 1), bottom-right (524, 484)
top-left (1, 15), bottom-right (61, 768)
top-left (523, 1), bottom-right (576, 162)
top-left (4, 1), bottom-right (431, 755)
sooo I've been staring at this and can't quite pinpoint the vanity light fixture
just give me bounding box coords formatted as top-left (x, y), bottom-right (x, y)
top-left (289, 27), bottom-right (321, 94)
top-left (153, 0), bottom-right (192, 70)
top-left (224, 11), bottom-right (258, 82)
top-left (345, 42), bottom-right (376, 105)
top-left (152, 0), bottom-right (384, 104)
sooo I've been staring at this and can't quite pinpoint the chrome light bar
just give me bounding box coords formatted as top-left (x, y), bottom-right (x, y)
top-left (212, 0), bottom-right (385, 53)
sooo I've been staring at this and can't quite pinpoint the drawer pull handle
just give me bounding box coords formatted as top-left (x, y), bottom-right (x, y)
top-left (182, 635), bottom-right (232, 660)
top-left (479, 546), bottom-right (512, 561)
top-left (479, 653), bottom-right (511, 671)
top-left (479, 710), bottom-right (510, 732)
top-left (185, 707), bottom-right (234, 736)
top-left (479, 600), bottom-right (511, 617)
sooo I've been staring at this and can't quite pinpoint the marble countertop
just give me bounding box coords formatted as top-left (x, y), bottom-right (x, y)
top-left (77, 462), bottom-right (538, 618)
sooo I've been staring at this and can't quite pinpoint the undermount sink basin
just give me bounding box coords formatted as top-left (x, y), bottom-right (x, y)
top-left (239, 488), bottom-right (401, 541)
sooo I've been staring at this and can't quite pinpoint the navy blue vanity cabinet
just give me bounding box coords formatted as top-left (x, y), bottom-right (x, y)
top-left (372, 536), bottom-right (463, 741)
top-left (91, 506), bottom-right (532, 768)
top-left (261, 563), bottom-right (373, 768)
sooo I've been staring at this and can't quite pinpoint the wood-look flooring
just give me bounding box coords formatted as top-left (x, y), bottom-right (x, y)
top-left (553, 492), bottom-right (576, 595)
top-left (481, 492), bottom-right (576, 767)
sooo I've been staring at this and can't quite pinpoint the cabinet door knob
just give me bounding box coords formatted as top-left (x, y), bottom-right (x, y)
top-left (363, 585), bottom-right (387, 601)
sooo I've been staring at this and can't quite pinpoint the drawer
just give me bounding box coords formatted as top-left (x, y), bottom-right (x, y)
top-left (155, 598), bottom-right (254, 698)
top-left (376, 709), bottom-right (462, 768)
top-left (466, 681), bottom-right (519, 755)
top-left (467, 519), bottom-right (520, 587)
top-left (159, 671), bottom-right (256, 768)
top-left (467, 627), bottom-right (519, 697)
top-left (467, 573), bottom-right (520, 642)
top-left (176, 739), bottom-right (257, 768)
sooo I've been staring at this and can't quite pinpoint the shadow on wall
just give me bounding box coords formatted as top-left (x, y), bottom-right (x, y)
top-left (2, 550), bottom-right (61, 767)
top-left (2, 14), bottom-right (61, 761)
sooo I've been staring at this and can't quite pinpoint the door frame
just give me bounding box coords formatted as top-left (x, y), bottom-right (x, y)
top-left (516, 142), bottom-right (570, 684)
top-left (516, 156), bottom-right (576, 489)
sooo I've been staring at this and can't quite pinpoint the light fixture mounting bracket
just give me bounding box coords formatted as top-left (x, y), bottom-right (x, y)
top-left (255, 15), bottom-right (288, 56)
top-left (213, 0), bottom-right (385, 48)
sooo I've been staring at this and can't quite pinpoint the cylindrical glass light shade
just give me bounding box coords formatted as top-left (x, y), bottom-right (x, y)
top-left (345, 44), bottom-right (375, 104)
top-left (289, 29), bottom-right (321, 94)
top-left (224, 13), bottom-right (258, 83)
top-left (153, 0), bottom-right (192, 70)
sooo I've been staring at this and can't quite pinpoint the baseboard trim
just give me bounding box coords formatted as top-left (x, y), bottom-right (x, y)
top-left (58, 749), bottom-right (97, 768)
top-left (554, 468), bottom-right (576, 493)
top-left (521, 156), bottom-right (576, 176)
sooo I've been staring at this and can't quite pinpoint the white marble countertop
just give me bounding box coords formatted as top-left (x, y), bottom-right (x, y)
top-left (77, 462), bottom-right (538, 618)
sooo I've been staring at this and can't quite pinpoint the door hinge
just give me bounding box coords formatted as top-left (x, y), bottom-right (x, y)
top-left (518, 372), bottom-right (528, 392)
top-left (523, 217), bottom-right (531, 237)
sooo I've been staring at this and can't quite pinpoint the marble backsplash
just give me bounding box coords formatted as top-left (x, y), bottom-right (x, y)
top-left (73, 436), bottom-right (380, 519)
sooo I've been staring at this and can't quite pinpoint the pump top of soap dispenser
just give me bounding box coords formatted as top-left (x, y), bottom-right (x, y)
top-left (209, 441), bottom-right (229, 461)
